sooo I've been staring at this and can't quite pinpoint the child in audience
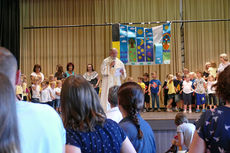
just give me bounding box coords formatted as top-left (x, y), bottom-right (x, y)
top-left (143, 73), bottom-right (150, 111)
top-left (167, 74), bottom-right (176, 112)
top-left (55, 80), bottom-right (62, 113)
top-left (194, 71), bottom-right (207, 113)
top-left (137, 77), bottom-right (146, 92)
top-left (149, 72), bottom-right (161, 112)
top-left (31, 77), bottom-right (40, 103)
top-left (182, 75), bottom-right (193, 113)
top-left (172, 113), bottom-right (195, 150)
top-left (207, 75), bottom-right (217, 110)
top-left (162, 74), bottom-right (169, 110)
top-left (16, 79), bottom-right (23, 101)
top-left (40, 80), bottom-right (51, 106)
top-left (49, 81), bottom-right (56, 108)
top-left (208, 61), bottom-right (217, 78)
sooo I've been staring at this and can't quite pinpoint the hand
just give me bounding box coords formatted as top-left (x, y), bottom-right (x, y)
top-left (110, 61), bottom-right (115, 67)
top-left (171, 139), bottom-right (176, 145)
top-left (120, 69), bottom-right (124, 75)
top-left (157, 92), bottom-right (160, 96)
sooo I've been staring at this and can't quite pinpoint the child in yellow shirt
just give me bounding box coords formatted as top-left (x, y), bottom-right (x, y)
top-left (137, 77), bottom-right (146, 93)
top-left (167, 74), bottom-right (176, 112)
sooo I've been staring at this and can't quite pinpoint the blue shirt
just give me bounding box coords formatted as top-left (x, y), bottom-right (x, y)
top-left (149, 79), bottom-right (161, 93)
top-left (66, 119), bottom-right (126, 153)
top-left (16, 101), bottom-right (66, 153)
top-left (65, 71), bottom-right (75, 77)
top-left (119, 114), bottom-right (156, 153)
top-left (195, 106), bottom-right (230, 153)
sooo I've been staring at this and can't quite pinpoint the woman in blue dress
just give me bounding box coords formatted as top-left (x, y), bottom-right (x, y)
top-left (118, 82), bottom-right (156, 153)
top-left (61, 75), bottom-right (136, 153)
top-left (190, 65), bottom-right (230, 153)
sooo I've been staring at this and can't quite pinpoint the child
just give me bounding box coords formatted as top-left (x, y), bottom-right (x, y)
top-left (49, 74), bottom-right (55, 82)
top-left (55, 80), bottom-right (62, 113)
top-left (49, 81), bottom-right (56, 108)
top-left (162, 74), bottom-right (169, 110)
top-left (189, 72), bottom-right (196, 111)
top-left (126, 77), bottom-right (134, 82)
top-left (137, 77), bottom-right (146, 92)
top-left (182, 75), bottom-right (193, 113)
top-left (21, 75), bottom-right (29, 101)
top-left (194, 71), bottom-right (207, 113)
top-left (16, 79), bottom-right (23, 101)
top-left (143, 73), bottom-right (150, 111)
top-left (207, 75), bottom-right (217, 110)
top-left (208, 61), bottom-right (217, 78)
top-left (166, 74), bottom-right (176, 112)
top-left (174, 72), bottom-right (183, 111)
top-left (148, 72), bottom-right (161, 112)
top-left (40, 80), bottom-right (51, 106)
top-left (31, 77), bottom-right (40, 103)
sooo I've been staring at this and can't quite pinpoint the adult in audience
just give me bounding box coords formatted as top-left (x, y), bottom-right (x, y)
top-left (172, 113), bottom-right (195, 150)
top-left (118, 82), bottom-right (156, 153)
top-left (55, 64), bottom-right (65, 80)
top-left (65, 62), bottom-right (75, 77)
top-left (190, 65), bottom-right (230, 153)
top-left (0, 47), bottom-right (66, 153)
top-left (31, 64), bottom-right (44, 82)
top-left (217, 53), bottom-right (230, 73)
top-left (106, 85), bottom-right (123, 123)
top-left (0, 73), bottom-right (20, 153)
top-left (83, 64), bottom-right (100, 94)
top-left (61, 75), bottom-right (136, 153)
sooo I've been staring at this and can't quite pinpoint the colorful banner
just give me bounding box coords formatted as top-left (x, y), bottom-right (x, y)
top-left (128, 26), bottom-right (137, 63)
top-left (119, 25), bottom-right (128, 63)
top-left (145, 28), bottom-right (154, 62)
top-left (136, 27), bottom-right (145, 62)
top-left (154, 43), bottom-right (163, 64)
top-left (162, 23), bottom-right (171, 64)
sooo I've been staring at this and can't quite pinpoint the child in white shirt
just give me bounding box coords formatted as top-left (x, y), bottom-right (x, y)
top-left (182, 75), bottom-right (194, 113)
top-left (31, 77), bottom-right (41, 103)
top-left (40, 81), bottom-right (51, 105)
top-left (207, 75), bottom-right (217, 110)
top-left (49, 81), bottom-right (56, 108)
top-left (54, 80), bottom-right (62, 112)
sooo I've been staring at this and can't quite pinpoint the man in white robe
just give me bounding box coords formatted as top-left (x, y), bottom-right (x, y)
top-left (100, 48), bottom-right (126, 112)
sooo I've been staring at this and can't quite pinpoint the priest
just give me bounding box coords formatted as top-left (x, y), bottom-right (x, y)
top-left (100, 48), bottom-right (126, 112)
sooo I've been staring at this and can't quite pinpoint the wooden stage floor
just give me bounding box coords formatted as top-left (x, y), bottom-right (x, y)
top-left (141, 111), bottom-right (202, 121)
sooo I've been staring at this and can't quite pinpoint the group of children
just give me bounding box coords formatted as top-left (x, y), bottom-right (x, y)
top-left (15, 74), bottom-right (62, 112)
top-left (135, 66), bottom-right (218, 113)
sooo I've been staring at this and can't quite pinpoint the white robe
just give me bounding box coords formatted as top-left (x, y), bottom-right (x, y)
top-left (100, 57), bottom-right (126, 112)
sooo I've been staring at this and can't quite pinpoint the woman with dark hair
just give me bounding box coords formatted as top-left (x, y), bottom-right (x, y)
top-left (54, 64), bottom-right (65, 80)
top-left (0, 73), bottom-right (20, 153)
top-left (61, 75), bottom-right (136, 153)
top-left (83, 64), bottom-right (100, 94)
top-left (118, 82), bottom-right (156, 153)
top-left (31, 64), bottom-right (44, 82)
top-left (190, 65), bottom-right (230, 153)
top-left (65, 62), bottom-right (75, 78)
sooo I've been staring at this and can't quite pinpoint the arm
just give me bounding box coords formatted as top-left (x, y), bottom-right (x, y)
top-left (120, 137), bottom-right (136, 153)
top-left (189, 131), bottom-right (206, 153)
top-left (95, 76), bottom-right (101, 88)
top-left (120, 64), bottom-right (127, 80)
top-left (158, 85), bottom-right (161, 96)
top-left (148, 84), bottom-right (151, 96)
top-left (65, 145), bottom-right (81, 153)
top-left (101, 59), bottom-right (110, 76)
top-left (176, 132), bottom-right (184, 149)
top-left (56, 91), bottom-right (61, 96)
top-left (16, 94), bottom-right (22, 101)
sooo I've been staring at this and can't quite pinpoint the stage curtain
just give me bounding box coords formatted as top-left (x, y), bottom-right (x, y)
top-left (183, 0), bottom-right (230, 72)
top-left (20, 0), bottom-right (181, 104)
top-left (0, 0), bottom-right (20, 66)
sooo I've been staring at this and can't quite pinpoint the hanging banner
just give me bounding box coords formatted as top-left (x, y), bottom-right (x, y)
top-left (155, 43), bottom-right (163, 64)
top-left (119, 25), bottom-right (128, 63)
top-left (128, 26), bottom-right (137, 63)
top-left (145, 28), bottom-right (154, 63)
top-left (162, 23), bottom-right (171, 64)
top-left (136, 27), bottom-right (145, 62)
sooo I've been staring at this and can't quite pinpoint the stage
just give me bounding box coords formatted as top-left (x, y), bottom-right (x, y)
top-left (140, 112), bottom-right (202, 153)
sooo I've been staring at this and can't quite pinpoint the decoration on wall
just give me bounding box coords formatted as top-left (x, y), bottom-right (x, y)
top-left (112, 23), bottom-right (171, 65)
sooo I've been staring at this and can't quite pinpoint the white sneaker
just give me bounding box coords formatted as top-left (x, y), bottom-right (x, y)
top-left (189, 110), bottom-right (192, 113)
top-left (183, 110), bottom-right (187, 113)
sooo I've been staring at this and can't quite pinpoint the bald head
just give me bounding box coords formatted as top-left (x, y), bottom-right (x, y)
top-left (109, 48), bottom-right (118, 59)
top-left (0, 47), bottom-right (17, 85)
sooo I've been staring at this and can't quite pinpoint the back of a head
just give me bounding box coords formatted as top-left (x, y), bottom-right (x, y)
top-left (214, 65), bottom-right (230, 104)
top-left (108, 86), bottom-right (120, 107)
top-left (118, 82), bottom-right (144, 139)
top-left (0, 47), bottom-right (17, 85)
top-left (174, 113), bottom-right (188, 126)
top-left (61, 75), bottom-right (105, 132)
top-left (0, 73), bottom-right (20, 153)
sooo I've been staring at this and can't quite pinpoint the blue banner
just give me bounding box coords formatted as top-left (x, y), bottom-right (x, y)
top-left (119, 25), bottom-right (128, 63)
top-left (136, 27), bottom-right (145, 62)
top-left (155, 43), bottom-right (163, 64)
top-left (145, 28), bottom-right (154, 62)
